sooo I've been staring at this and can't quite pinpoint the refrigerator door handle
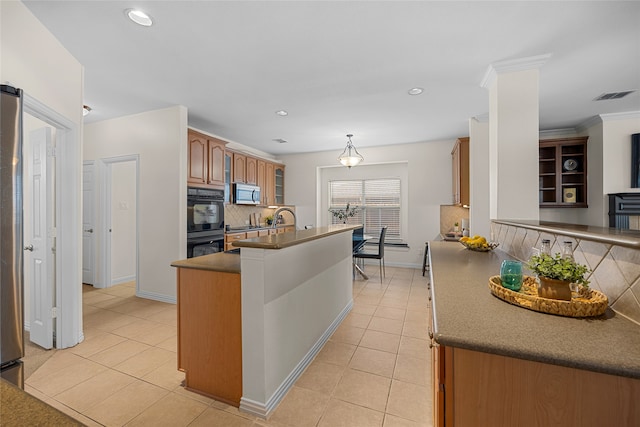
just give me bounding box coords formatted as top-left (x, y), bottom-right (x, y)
top-left (23, 245), bottom-right (33, 251)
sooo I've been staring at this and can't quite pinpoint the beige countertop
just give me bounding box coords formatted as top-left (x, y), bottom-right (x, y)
top-left (171, 252), bottom-right (241, 273)
top-left (429, 241), bottom-right (640, 379)
top-left (0, 379), bottom-right (85, 426)
top-left (172, 225), bottom-right (360, 272)
top-left (493, 219), bottom-right (640, 249)
top-left (232, 224), bottom-right (361, 249)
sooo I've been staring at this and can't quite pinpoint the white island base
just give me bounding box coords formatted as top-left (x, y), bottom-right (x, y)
top-left (238, 228), bottom-right (354, 418)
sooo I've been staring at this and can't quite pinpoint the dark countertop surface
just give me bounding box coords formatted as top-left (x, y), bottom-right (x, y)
top-left (429, 241), bottom-right (640, 379)
top-left (0, 379), bottom-right (85, 426)
top-left (493, 219), bottom-right (640, 248)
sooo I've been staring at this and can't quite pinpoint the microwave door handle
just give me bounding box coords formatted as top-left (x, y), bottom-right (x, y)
top-left (252, 189), bottom-right (257, 203)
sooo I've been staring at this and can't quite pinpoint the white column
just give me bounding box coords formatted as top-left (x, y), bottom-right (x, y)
top-left (469, 116), bottom-right (490, 238)
top-left (481, 54), bottom-right (551, 221)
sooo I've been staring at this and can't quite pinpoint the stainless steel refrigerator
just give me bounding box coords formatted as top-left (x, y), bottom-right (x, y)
top-left (0, 84), bottom-right (25, 389)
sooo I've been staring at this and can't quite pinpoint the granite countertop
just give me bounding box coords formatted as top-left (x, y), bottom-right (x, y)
top-left (172, 225), bottom-right (360, 272)
top-left (232, 224), bottom-right (361, 250)
top-left (493, 219), bottom-right (640, 249)
top-left (0, 379), bottom-right (85, 426)
top-left (171, 252), bottom-right (241, 273)
top-left (429, 241), bottom-right (640, 379)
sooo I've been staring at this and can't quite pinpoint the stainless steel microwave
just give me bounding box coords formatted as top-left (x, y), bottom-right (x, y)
top-left (233, 183), bottom-right (261, 205)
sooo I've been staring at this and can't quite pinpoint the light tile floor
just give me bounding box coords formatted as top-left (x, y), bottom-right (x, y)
top-left (24, 266), bottom-right (433, 426)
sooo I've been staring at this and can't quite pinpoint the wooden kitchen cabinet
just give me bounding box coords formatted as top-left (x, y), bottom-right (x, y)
top-left (265, 162), bottom-right (275, 205)
top-left (431, 345), bottom-right (640, 426)
top-left (451, 137), bottom-right (469, 206)
top-left (257, 159), bottom-right (267, 204)
top-left (187, 129), bottom-right (226, 189)
top-left (225, 231), bottom-right (246, 251)
top-left (275, 165), bottom-right (285, 205)
top-left (176, 267), bottom-right (242, 406)
top-left (246, 156), bottom-right (257, 185)
top-left (232, 152), bottom-right (246, 183)
top-left (539, 136), bottom-right (588, 208)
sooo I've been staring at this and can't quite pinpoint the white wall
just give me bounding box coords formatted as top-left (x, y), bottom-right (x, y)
top-left (279, 140), bottom-right (454, 268)
top-left (110, 161), bottom-right (137, 284)
top-left (469, 117), bottom-right (491, 238)
top-left (1, 0), bottom-right (84, 347)
top-left (84, 106), bottom-right (188, 303)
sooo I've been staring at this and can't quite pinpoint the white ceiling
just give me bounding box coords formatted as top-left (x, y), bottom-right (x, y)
top-left (23, 1), bottom-right (640, 155)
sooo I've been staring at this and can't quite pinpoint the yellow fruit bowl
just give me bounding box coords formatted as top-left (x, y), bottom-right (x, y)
top-left (459, 240), bottom-right (499, 252)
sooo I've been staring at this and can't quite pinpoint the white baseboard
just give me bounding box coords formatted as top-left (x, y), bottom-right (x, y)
top-left (239, 300), bottom-right (353, 419)
top-left (136, 290), bottom-right (177, 304)
top-left (110, 275), bottom-right (136, 286)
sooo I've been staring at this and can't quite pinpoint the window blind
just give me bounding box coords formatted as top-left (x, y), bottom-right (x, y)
top-left (329, 178), bottom-right (401, 239)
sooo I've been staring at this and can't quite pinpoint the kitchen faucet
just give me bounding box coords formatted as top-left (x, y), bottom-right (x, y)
top-left (272, 207), bottom-right (296, 229)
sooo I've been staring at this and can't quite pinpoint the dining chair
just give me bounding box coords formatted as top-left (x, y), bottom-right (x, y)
top-left (354, 226), bottom-right (387, 280)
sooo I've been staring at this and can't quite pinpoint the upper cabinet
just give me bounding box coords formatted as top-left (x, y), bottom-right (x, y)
top-left (539, 136), bottom-right (588, 208)
top-left (275, 165), bottom-right (285, 205)
top-left (188, 129), bottom-right (226, 189)
top-left (452, 137), bottom-right (469, 206)
top-left (246, 156), bottom-right (258, 185)
top-left (233, 152), bottom-right (246, 183)
top-left (225, 149), bottom-right (285, 205)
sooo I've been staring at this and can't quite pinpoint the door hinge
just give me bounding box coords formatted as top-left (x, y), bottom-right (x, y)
top-left (51, 307), bottom-right (58, 318)
top-left (47, 145), bottom-right (56, 158)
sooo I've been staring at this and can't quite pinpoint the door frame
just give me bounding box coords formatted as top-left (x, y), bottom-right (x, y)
top-left (82, 160), bottom-right (96, 285)
top-left (99, 155), bottom-right (140, 292)
top-left (23, 94), bottom-right (82, 349)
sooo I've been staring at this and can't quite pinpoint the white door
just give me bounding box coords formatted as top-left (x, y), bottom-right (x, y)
top-left (28, 128), bottom-right (54, 349)
top-left (82, 162), bottom-right (96, 284)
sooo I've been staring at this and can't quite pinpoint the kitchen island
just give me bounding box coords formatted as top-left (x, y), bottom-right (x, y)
top-left (171, 224), bottom-right (360, 418)
top-left (428, 241), bottom-right (640, 426)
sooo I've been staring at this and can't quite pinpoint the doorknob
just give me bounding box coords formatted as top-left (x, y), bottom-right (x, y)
top-left (85, 228), bottom-right (94, 233)
top-left (24, 244), bottom-right (34, 251)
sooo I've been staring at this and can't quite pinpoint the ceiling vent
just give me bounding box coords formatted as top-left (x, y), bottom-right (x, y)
top-left (593, 90), bottom-right (635, 101)
top-left (272, 138), bottom-right (288, 144)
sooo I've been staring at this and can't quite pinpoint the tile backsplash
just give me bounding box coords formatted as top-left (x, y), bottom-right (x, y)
top-left (491, 221), bottom-right (640, 325)
top-left (440, 205), bottom-right (469, 235)
top-left (225, 204), bottom-right (294, 228)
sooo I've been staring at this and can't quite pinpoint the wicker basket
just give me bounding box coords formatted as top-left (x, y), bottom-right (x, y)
top-left (460, 241), bottom-right (499, 252)
top-left (488, 276), bottom-right (608, 318)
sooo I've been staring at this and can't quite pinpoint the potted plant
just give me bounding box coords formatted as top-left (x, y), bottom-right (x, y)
top-left (264, 215), bottom-right (274, 226)
top-left (527, 253), bottom-right (590, 301)
top-left (328, 203), bottom-right (360, 224)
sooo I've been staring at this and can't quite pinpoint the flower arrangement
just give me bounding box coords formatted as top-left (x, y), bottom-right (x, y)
top-left (527, 253), bottom-right (590, 287)
top-left (328, 203), bottom-right (360, 224)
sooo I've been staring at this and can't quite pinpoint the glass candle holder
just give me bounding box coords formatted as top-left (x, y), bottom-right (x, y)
top-left (500, 260), bottom-right (523, 291)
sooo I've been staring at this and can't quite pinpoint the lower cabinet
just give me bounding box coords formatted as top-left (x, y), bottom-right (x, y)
top-left (431, 345), bottom-right (640, 426)
top-left (176, 268), bottom-right (242, 406)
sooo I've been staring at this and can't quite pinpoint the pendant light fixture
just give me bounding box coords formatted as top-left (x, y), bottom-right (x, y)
top-left (338, 134), bottom-right (364, 168)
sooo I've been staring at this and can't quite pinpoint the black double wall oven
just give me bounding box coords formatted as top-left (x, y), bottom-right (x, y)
top-left (187, 187), bottom-right (225, 258)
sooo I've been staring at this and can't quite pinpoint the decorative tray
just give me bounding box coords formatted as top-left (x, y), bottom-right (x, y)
top-left (488, 275), bottom-right (608, 318)
top-left (460, 241), bottom-right (499, 252)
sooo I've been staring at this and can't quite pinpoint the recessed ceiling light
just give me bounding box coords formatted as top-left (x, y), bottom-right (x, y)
top-left (408, 87), bottom-right (424, 96)
top-left (126, 9), bottom-right (153, 27)
top-left (275, 110), bottom-right (288, 116)
top-left (82, 105), bottom-right (92, 116)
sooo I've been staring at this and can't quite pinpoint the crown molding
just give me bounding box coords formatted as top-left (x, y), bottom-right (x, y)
top-left (480, 53), bottom-right (553, 89)
top-left (599, 111), bottom-right (640, 122)
top-left (575, 115), bottom-right (603, 133)
top-left (539, 128), bottom-right (577, 138)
